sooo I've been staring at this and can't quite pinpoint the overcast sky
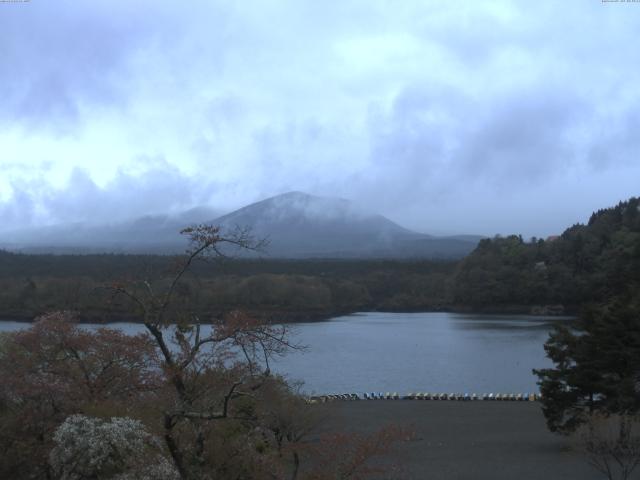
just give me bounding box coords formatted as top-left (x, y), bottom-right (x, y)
top-left (1, 0), bottom-right (639, 237)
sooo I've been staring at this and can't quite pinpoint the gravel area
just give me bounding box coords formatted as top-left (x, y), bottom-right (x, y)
top-left (322, 401), bottom-right (605, 480)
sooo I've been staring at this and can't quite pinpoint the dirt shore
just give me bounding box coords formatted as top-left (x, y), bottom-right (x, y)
top-left (323, 401), bottom-right (603, 480)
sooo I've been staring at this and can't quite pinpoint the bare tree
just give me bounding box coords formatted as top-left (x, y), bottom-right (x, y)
top-left (297, 424), bottom-right (415, 480)
top-left (576, 414), bottom-right (640, 480)
top-left (108, 225), bottom-right (300, 479)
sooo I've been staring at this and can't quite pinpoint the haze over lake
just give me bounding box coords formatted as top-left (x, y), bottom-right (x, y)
top-left (0, 312), bottom-right (566, 395)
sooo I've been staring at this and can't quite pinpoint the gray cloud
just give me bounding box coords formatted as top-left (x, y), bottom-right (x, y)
top-left (336, 84), bottom-right (586, 206)
top-left (458, 89), bottom-right (588, 184)
top-left (0, 0), bottom-right (192, 132)
top-left (0, 0), bottom-right (639, 238)
top-left (586, 105), bottom-right (640, 170)
top-left (0, 161), bottom-right (219, 230)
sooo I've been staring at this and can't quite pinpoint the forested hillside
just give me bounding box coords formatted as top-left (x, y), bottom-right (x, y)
top-left (453, 197), bottom-right (640, 311)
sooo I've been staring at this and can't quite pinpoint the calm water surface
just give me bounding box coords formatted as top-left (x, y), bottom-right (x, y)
top-left (0, 312), bottom-right (569, 395)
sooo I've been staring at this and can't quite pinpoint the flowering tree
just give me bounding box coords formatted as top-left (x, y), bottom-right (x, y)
top-left (0, 312), bottom-right (161, 478)
top-left (50, 414), bottom-right (179, 480)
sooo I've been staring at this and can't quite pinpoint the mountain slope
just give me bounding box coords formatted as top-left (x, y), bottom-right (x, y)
top-left (213, 191), bottom-right (478, 258)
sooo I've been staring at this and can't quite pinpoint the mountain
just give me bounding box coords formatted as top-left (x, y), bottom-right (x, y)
top-left (212, 191), bottom-right (480, 258)
top-left (0, 192), bottom-right (482, 258)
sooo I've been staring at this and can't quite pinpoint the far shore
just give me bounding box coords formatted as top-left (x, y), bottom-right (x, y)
top-left (0, 304), bottom-right (576, 325)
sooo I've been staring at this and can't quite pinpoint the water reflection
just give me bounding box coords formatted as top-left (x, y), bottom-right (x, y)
top-left (450, 313), bottom-right (573, 331)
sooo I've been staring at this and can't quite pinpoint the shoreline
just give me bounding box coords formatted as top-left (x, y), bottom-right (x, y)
top-left (0, 304), bottom-right (575, 325)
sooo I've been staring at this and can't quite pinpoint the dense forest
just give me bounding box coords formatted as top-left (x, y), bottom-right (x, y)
top-left (0, 253), bottom-right (455, 322)
top-left (453, 197), bottom-right (640, 312)
top-left (1, 197), bottom-right (638, 322)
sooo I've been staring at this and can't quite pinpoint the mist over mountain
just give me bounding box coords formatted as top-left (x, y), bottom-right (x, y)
top-left (0, 192), bottom-right (481, 258)
top-left (215, 192), bottom-right (480, 258)
top-left (0, 206), bottom-right (222, 254)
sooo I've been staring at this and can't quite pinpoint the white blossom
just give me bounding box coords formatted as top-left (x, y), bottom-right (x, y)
top-left (50, 414), bottom-right (179, 480)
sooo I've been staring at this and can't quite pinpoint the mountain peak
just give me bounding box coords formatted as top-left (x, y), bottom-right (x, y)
top-left (216, 191), bottom-right (373, 227)
top-left (257, 191), bottom-right (350, 207)
top-left (277, 190), bottom-right (315, 199)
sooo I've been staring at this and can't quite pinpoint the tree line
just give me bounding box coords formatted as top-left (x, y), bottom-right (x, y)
top-left (452, 197), bottom-right (640, 312)
top-left (0, 252), bottom-right (456, 322)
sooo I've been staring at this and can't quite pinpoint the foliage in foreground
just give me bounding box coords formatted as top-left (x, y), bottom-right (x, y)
top-left (0, 224), bottom-right (412, 479)
top-left (50, 414), bottom-right (179, 480)
top-left (0, 312), bottom-right (160, 478)
top-left (529, 198), bottom-right (640, 476)
top-left (534, 298), bottom-right (640, 433)
top-left (0, 314), bottom-right (410, 480)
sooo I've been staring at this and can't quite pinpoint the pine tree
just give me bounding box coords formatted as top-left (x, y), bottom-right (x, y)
top-left (534, 297), bottom-right (640, 433)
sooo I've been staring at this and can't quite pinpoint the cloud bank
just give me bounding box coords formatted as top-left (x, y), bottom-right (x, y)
top-left (1, 0), bottom-right (638, 237)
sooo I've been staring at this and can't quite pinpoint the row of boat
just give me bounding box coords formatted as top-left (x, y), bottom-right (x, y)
top-left (308, 392), bottom-right (540, 403)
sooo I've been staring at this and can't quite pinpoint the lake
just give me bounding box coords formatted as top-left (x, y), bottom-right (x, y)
top-left (0, 312), bottom-right (568, 395)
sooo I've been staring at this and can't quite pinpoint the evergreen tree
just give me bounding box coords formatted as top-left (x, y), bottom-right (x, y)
top-left (534, 297), bottom-right (640, 433)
